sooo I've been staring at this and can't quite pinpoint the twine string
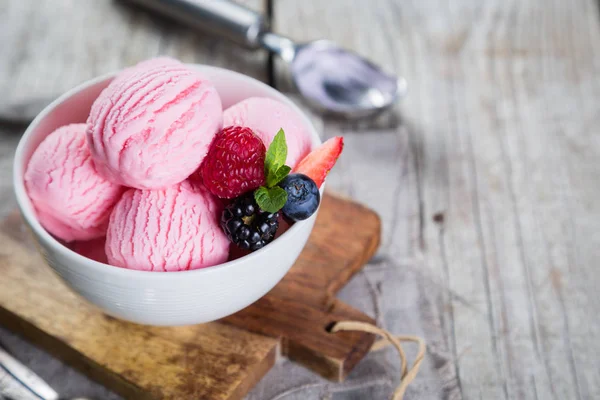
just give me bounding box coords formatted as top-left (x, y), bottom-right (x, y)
top-left (330, 321), bottom-right (426, 400)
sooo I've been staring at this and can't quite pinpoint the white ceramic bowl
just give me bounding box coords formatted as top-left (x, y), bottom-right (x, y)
top-left (13, 65), bottom-right (322, 326)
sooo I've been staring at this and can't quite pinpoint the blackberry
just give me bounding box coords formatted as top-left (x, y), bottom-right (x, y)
top-left (221, 193), bottom-right (280, 251)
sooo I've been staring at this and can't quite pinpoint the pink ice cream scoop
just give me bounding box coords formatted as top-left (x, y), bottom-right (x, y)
top-left (223, 97), bottom-right (312, 168)
top-left (87, 57), bottom-right (223, 189)
top-left (106, 181), bottom-right (229, 271)
top-left (24, 124), bottom-right (124, 242)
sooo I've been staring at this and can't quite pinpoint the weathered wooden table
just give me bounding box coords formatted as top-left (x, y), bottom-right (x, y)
top-left (1, 0), bottom-right (599, 399)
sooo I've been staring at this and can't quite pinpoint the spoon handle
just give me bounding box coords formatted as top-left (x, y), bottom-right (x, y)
top-left (0, 348), bottom-right (59, 400)
top-left (124, 0), bottom-right (267, 48)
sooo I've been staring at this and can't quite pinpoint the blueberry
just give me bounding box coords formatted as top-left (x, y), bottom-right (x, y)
top-left (279, 173), bottom-right (320, 221)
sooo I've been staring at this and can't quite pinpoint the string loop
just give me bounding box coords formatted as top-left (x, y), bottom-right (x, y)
top-left (330, 321), bottom-right (426, 400)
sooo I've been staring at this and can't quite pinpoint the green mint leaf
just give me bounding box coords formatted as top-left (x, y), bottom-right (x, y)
top-left (254, 186), bottom-right (288, 213)
top-left (266, 165), bottom-right (291, 188)
top-left (265, 128), bottom-right (288, 178)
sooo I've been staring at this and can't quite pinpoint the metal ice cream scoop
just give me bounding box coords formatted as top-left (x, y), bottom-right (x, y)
top-left (125, 0), bottom-right (406, 118)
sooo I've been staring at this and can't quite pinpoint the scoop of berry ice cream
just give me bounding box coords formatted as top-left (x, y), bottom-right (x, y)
top-left (25, 123), bottom-right (124, 242)
top-left (106, 181), bottom-right (229, 271)
top-left (87, 57), bottom-right (223, 189)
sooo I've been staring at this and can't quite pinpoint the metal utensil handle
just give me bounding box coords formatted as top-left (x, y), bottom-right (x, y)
top-left (125, 0), bottom-right (267, 48)
top-left (0, 348), bottom-right (59, 400)
top-left (0, 368), bottom-right (40, 400)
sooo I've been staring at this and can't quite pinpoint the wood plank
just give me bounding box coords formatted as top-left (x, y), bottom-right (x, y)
top-left (0, 0), bottom-right (267, 123)
top-left (273, 0), bottom-right (600, 399)
top-left (0, 217), bottom-right (278, 400)
top-left (0, 193), bottom-right (380, 399)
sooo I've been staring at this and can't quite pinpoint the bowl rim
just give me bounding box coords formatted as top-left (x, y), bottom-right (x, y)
top-left (13, 63), bottom-right (323, 279)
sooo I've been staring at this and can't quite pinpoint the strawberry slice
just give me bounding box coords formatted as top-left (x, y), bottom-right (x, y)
top-left (293, 136), bottom-right (344, 188)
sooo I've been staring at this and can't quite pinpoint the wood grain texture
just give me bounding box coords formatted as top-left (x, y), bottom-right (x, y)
top-left (0, 0), bottom-right (267, 122)
top-left (0, 214), bottom-right (278, 400)
top-left (273, 0), bottom-right (600, 399)
top-left (0, 194), bottom-right (380, 399)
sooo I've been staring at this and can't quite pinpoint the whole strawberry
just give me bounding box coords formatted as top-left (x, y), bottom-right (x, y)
top-left (199, 126), bottom-right (266, 199)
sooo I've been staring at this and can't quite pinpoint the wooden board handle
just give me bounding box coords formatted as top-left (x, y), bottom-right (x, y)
top-left (225, 297), bottom-right (375, 381)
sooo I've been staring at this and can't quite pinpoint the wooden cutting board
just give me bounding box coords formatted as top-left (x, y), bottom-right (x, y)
top-left (0, 193), bottom-right (380, 400)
